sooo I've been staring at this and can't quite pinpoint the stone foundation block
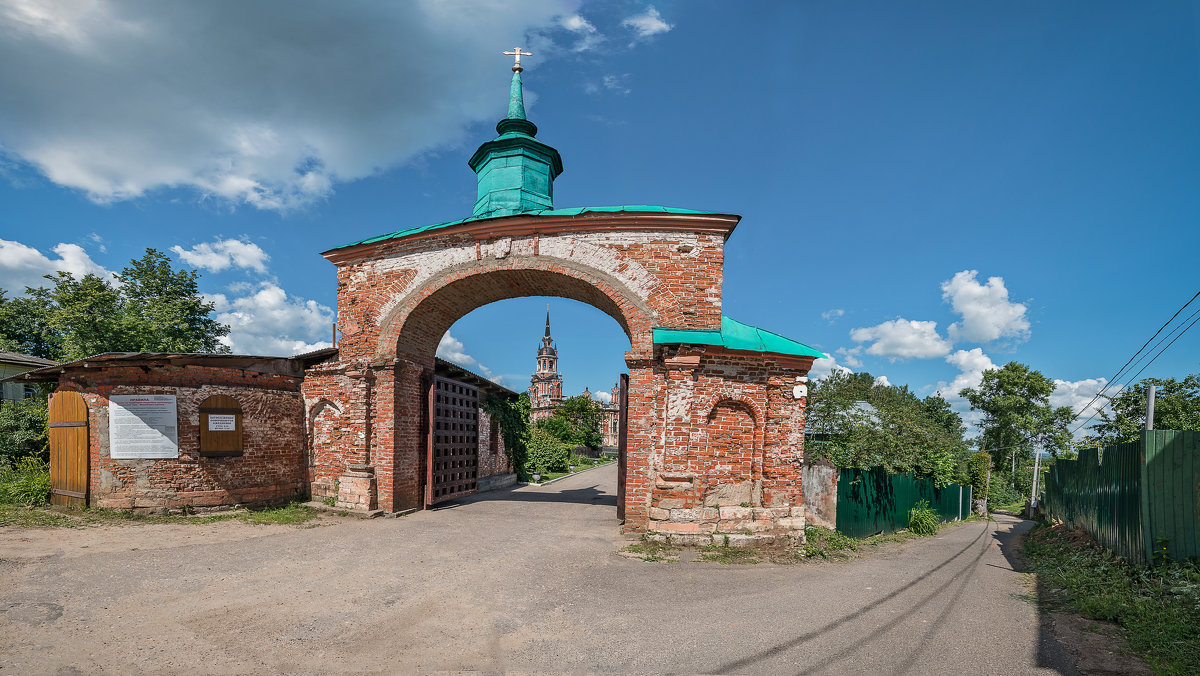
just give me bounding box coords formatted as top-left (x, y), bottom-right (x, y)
top-left (648, 507), bottom-right (671, 520)
top-left (755, 507), bottom-right (790, 519)
top-left (336, 464), bottom-right (377, 511)
top-left (718, 519), bottom-right (773, 533)
top-left (790, 506), bottom-right (806, 518)
top-left (722, 533), bottom-right (776, 548)
top-left (718, 505), bottom-right (753, 520)
top-left (656, 521), bottom-right (715, 535)
top-left (658, 497), bottom-right (687, 509)
top-left (777, 517), bottom-right (806, 530)
top-left (670, 507), bottom-right (719, 522)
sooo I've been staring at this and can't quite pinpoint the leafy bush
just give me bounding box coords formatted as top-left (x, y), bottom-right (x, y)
top-left (0, 398), bottom-right (49, 463)
top-left (967, 450), bottom-right (990, 502)
top-left (1025, 524), bottom-right (1200, 672)
top-left (907, 499), bottom-right (940, 535)
top-left (803, 525), bottom-right (860, 559)
top-left (0, 456), bottom-right (52, 506)
top-left (482, 394), bottom-right (531, 480)
top-left (987, 480), bottom-right (1023, 511)
top-left (528, 427), bottom-right (569, 473)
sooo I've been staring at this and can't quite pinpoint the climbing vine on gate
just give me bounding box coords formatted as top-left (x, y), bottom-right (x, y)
top-left (482, 393), bottom-right (531, 481)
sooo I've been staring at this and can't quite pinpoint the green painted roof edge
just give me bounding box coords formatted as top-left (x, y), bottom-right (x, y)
top-left (653, 316), bottom-right (827, 359)
top-left (329, 205), bottom-right (724, 251)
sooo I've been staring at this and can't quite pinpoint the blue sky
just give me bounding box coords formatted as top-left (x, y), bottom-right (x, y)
top-left (0, 2), bottom-right (1197, 430)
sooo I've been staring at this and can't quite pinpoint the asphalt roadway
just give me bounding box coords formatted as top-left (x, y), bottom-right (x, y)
top-left (0, 462), bottom-right (1078, 674)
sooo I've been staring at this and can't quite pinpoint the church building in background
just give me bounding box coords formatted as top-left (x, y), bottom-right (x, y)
top-left (527, 310), bottom-right (622, 447)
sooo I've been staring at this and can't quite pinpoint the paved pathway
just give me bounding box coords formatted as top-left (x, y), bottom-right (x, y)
top-left (0, 463), bottom-right (1076, 674)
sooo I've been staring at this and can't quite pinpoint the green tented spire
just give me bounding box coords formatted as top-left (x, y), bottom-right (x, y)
top-left (468, 53), bottom-right (563, 219)
top-left (507, 71), bottom-right (526, 120)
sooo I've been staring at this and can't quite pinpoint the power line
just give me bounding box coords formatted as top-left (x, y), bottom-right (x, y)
top-left (1066, 289), bottom-right (1200, 435)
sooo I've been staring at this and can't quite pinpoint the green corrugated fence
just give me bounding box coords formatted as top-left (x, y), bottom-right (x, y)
top-left (1042, 430), bottom-right (1199, 564)
top-left (835, 468), bottom-right (973, 538)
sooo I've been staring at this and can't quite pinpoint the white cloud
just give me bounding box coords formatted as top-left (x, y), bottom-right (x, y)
top-left (850, 319), bottom-right (952, 361)
top-left (1051, 377), bottom-right (1109, 420)
top-left (602, 73), bottom-right (631, 94)
top-left (172, 239), bottom-right (269, 274)
top-left (560, 14), bottom-right (595, 33)
top-left (436, 331), bottom-right (495, 379)
top-left (557, 13), bottom-right (604, 52)
top-left (822, 308), bottom-right (844, 324)
top-left (87, 232), bottom-right (107, 253)
top-left (810, 353), bottom-right (853, 380)
top-left (935, 348), bottom-right (998, 431)
top-left (942, 270), bottom-right (1030, 344)
top-left (0, 239), bottom-right (114, 291)
top-left (874, 375), bottom-right (891, 387)
top-left (593, 390), bottom-right (613, 405)
top-left (622, 6), bottom-right (673, 40)
top-left (0, 2), bottom-right (571, 212)
top-left (209, 282), bottom-right (334, 356)
top-left (835, 346), bottom-right (863, 369)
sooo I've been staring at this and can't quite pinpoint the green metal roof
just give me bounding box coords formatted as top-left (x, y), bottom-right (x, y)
top-left (331, 205), bottom-right (722, 251)
top-left (653, 316), bottom-right (826, 358)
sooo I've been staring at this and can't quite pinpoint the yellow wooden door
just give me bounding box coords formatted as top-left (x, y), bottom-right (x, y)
top-left (48, 391), bottom-right (88, 507)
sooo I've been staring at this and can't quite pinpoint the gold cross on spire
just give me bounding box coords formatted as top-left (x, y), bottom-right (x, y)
top-left (503, 47), bottom-right (532, 73)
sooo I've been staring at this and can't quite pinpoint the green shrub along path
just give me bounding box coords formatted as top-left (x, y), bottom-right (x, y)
top-left (1023, 523), bottom-right (1200, 674)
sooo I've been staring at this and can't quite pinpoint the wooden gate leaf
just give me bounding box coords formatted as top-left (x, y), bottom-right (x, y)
top-left (48, 391), bottom-right (88, 507)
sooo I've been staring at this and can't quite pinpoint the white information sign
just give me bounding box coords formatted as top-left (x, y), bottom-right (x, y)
top-left (109, 395), bottom-right (178, 459)
top-left (207, 414), bottom-right (236, 432)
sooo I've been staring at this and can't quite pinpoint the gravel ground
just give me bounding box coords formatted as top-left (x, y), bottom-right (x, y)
top-left (0, 463), bottom-right (1080, 674)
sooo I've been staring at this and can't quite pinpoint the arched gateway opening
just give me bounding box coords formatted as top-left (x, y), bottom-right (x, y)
top-left (302, 56), bottom-right (824, 542)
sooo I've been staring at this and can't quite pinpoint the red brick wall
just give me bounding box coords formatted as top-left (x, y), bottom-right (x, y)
top-left (310, 213), bottom-right (815, 541)
top-left (56, 365), bottom-right (306, 511)
top-left (476, 408), bottom-right (510, 479)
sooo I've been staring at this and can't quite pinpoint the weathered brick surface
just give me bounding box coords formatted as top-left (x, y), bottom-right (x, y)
top-left (311, 212), bottom-right (815, 535)
top-left (54, 365), bottom-right (306, 511)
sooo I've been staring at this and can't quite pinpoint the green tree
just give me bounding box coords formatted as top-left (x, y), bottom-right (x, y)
top-left (0, 398), bottom-right (49, 463)
top-left (960, 361), bottom-right (1077, 494)
top-left (0, 248), bottom-right (230, 361)
top-left (540, 394), bottom-right (603, 449)
top-left (0, 288), bottom-right (61, 359)
top-left (118, 249), bottom-right (229, 354)
top-left (1092, 374), bottom-right (1200, 444)
top-left (807, 370), bottom-right (971, 486)
top-left (528, 427), bottom-right (570, 473)
top-left (46, 271), bottom-right (127, 361)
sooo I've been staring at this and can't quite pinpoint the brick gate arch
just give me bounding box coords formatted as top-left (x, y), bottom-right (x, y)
top-left (301, 65), bottom-right (824, 539)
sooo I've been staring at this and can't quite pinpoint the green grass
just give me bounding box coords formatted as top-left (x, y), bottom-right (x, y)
top-left (699, 543), bottom-right (762, 564)
top-left (802, 525), bottom-right (860, 559)
top-left (0, 502), bottom-right (321, 529)
top-left (907, 499), bottom-right (940, 536)
top-left (0, 503), bottom-right (80, 528)
top-left (237, 503), bottom-right (321, 526)
top-left (622, 539), bottom-right (680, 562)
top-left (0, 458), bottom-right (52, 506)
top-left (1023, 523), bottom-right (1200, 674)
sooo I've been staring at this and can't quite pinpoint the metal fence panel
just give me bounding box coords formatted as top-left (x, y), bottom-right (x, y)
top-left (835, 468), bottom-right (969, 538)
top-left (1043, 430), bottom-right (1198, 564)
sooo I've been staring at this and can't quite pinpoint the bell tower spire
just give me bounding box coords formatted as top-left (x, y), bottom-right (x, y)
top-left (468, 48), bottom-right (564, 219)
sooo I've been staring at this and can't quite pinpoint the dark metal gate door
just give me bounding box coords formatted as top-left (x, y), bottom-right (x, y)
top-left (425, 376), bottom-right (479, 506)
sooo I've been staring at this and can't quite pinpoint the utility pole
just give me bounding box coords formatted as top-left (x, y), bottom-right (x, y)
top-left (1010, 446), bottom-right (1017, 487)
top-left (1145, 384), bottom-right (1156, 431)
top-left (1030, 435), bottom-right (1043, 508)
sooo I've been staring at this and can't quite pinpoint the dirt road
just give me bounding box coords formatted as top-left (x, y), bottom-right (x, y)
top-left (0, 464), bottom-right (1076, 674)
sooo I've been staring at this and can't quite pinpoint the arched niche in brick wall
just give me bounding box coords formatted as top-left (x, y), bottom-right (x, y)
top-left (700, 400), bottom-right (762, 507)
